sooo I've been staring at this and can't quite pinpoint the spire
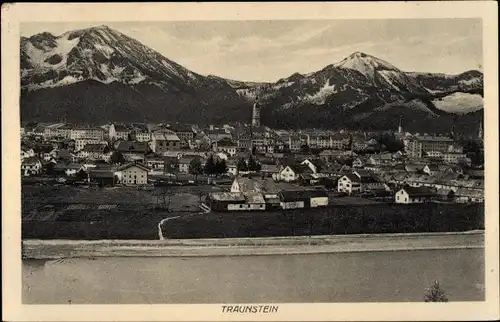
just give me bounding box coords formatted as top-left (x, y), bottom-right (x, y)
top-left (398, 116), bottom-right (403, 134)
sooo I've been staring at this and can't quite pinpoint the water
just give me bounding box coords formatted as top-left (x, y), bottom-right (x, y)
top-left (23, 248), bottom-right (484, 304)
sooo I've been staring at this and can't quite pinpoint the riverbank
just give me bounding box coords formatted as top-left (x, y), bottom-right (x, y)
top-left (23, 247), bottom-right (485, 303)
top-left (23, 230), bottom-right (484, 259)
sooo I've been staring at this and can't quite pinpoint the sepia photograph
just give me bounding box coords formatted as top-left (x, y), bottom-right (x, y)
top-left (2, 2), bottom-right (499, 321)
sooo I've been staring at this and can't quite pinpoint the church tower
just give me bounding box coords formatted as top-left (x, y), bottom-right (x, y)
top-left (398, 116), bottom-right (403, 134)
top-left (252, 98), bottom-right (261, 128)
top-left (478, 120), bottom-right (483, 139)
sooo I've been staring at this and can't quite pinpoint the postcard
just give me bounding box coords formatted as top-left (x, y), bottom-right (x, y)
top-left (2, 2), bottom-right (499, 321)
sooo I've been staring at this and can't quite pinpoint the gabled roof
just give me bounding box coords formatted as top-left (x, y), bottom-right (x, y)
top-left (209, 192), bottom-right (246, 202)
top-left (22, 156), bottom-right (40, 164)
top-left (279, 188), bottom-right (328, 202)
top-left (81, 144), bottom-right (107, 153)
top-left (118, 162), bottom-right (151, 171)
top-left (116, 140), bottom-right (149, 153)
top-left (399, 186), bottom-right (436, 197)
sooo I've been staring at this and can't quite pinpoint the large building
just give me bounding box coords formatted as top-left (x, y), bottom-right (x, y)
top-left (404, 136), bottom-right (455, 159)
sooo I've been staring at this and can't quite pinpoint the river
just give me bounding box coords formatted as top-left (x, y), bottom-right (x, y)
top-left (23, 248), bottom-right (484, 304)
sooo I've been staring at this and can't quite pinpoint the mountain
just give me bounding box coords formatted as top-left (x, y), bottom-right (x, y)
top-left (20, 25), bottom-right (254, 124)
top-left (20, 26), bottom-right (483, 134)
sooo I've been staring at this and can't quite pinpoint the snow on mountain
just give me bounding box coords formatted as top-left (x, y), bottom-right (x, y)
top-left (21, 25), bottom-right (210, 91)
top-left (20, 26), bottom-right (484, 134)
top-left (334, 51), bottom-right (399, 82)
top-left (432, 92), bottom-right (483, 114)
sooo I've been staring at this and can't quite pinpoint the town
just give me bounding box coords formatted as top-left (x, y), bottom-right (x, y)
top-left (21, 101), bottom-right (484, 214)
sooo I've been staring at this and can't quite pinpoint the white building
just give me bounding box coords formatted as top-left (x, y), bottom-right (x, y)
top-left (395, 187), bottom-right (436, 204)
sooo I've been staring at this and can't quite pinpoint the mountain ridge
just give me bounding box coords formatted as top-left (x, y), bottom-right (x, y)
top-left (20, 25), bottom-right (484, 134)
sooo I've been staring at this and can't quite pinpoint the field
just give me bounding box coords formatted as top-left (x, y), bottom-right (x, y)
top-left (22, 185), bottom-right (484, 240)
top-left (162, 203), bottom-right (484, 239)
top-left (22, 185), bottom-right (218, 239)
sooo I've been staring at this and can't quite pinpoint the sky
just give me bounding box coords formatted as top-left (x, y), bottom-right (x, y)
top-left (21, 19), bottom-right (483, 83)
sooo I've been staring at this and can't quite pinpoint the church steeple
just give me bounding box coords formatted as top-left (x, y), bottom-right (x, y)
top-left (478, 120), bottom-right (483, 139)
top-left (398, 116), bottom-right (403, 134)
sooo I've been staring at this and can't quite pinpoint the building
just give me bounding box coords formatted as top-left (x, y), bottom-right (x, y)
top-left (89, 170), bottom-right (117, 186)
top-left (215, 138), bottom-right (239, 157)
top-left (21, 147), bottom-right (35, 161)
top-left (119, 162), bottom-right (150, 185)
top-left (21, 157), bottom-right (42, 176)
top-left (170, 124), bottom-right (195, 149)
top-left (395, 186), bottom-right (436, 204)
top-left (70, 126), bottom-right (105, 141)
top-left (109, 124), bottom-right (132, 141)
top-left (178, 156), bottom-right (202, 174)
top-left (423, 164), bottom-right (440, 176)
top-left (276, 164), bottom-right (313, 182)
top-left (75, 138), bottom-right (107, 151)
top-left (76, 144), bottom-right (110, 161)
top-left (337, 174), bottom-right (362, 195)
top-left (53, 163), bottom-right (85, 177)
top-left (278, 189), bottom-right (329, 209)
top-left (132, 125), bottom-right (151, 142)
top-left (405, 136), bottom-right (454, 159)
top-left (443, 152), bottom-right (468, 164)
top-left (151, 131), bottom-right (181, 154)
top-left (205, 192), bottom-right (247, 211)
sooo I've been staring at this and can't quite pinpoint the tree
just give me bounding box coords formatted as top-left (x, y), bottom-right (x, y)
top-left (188, 158), bottom-right (203, 182)
top-left (76, 169), bottom-right (88, 182)
top-left (236, 157), bottom-right (248, 172)
top-left (154, 186), bottom-right (175, 211)
top-left (214, 159), bottom-right (228, 176)
top-left (204, 154), bottom-right (216, 176)
top-left (110, 151), bottom-right (126, 164)
top-left (248, 156), bottom-right (261, 171)
top-left (424, 281), bottom-right (448, 302)
top-left (300, 144), bottom-right (310, 153)
top-left (164, 158), bottom-right (179, 175)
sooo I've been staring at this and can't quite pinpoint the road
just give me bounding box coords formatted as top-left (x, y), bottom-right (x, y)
top-left (23, 230), bottom-right (484, 259)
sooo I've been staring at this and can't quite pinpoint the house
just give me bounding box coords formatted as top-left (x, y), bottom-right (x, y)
top-left (170, 124), bottom-right (195, 149)
top-left (423, 164), bottom-right (440, 176)
top-left (368, 153), bottom-right (393, 166)
top-left (276, 164), bottom-right (313, 182)
top-left (70, 126), bottom-right (105, 140)
top-left (319, 149), bottom-right (344, 162)
top-left (337, 174), bottom-right (362, 195)
top-left (395, 186), bottom-right (436, 204)
top-left (260, 164), bottom-right (279, 177)
top-left (21, 157), bottom-right (42, 176)
top-left (455, 188), bottom-right (484, 203)
top-left (214, 138), bottom-right (239, 157)
top-left (205, 192), bottom-right (247, 211)
top-left (132, 124), bottom-right (151, 142)
top-left (300, 159), bottom-right (318, 174)
top-left (151, 131), bottom-right (181, 154)
top-left (226, 159), bottom-right (238, 176)
top-left (88, 170), bottom-right (117, 187)
top-left (109, 124), bottom-right (132, 141)
top-left (178, 156), bottom-right (202, 174)
top-left (76, 144), bottom-right (110, 161)
top-left (352, 157), bottom-right (365, 168)
top-left (53, 163), bottom-right (85, 177)
top-left (244, 192), bottom-right (266, 210)
top-left (278, 189), bottom-right (329, 209)
top-left (118, 162), bottom-right (151, 185)
top-left (145, 156), bottom-right (166, 170)
top-left (21, 147), bottom-right (35, 161)
top-left (57, 149), bottom-right (78, 163)
top-left (75, 138), bottom-right (107, 151)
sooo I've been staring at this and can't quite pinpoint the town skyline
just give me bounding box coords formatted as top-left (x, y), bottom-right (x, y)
top-left (21, 19), bottom-right (483, 82)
